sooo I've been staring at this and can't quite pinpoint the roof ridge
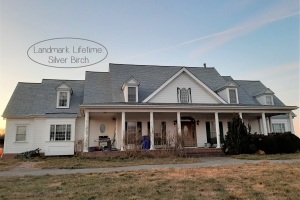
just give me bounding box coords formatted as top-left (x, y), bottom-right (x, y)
top-left (109, 63), bottom-right (214, 69)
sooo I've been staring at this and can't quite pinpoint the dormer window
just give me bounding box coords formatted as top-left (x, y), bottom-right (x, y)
top-left (254, 88), bottom-right (274, 105)
top-left (216, 81), bottom-right (239, 104)
top-left (56, 82), bottom-right (72, 108)
top-left (128, 87), bottom-right (137, 102)
top-left (58, 92), bottom-right (68, 107)
top-left (177, 88), bottom-right (192, 103)
top-left (266, 95), bottom-right (273, 105)
top-left (229, 89), bottom-right (238, 104)
top-left (122, 77), bottom-right (140, 102)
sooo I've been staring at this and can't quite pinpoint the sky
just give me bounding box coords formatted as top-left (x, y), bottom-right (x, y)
top-left (0, 0), bottom-right (299, 135)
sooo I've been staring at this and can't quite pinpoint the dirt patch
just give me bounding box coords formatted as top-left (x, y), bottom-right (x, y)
top-left (11, 161), bottom-right (43, 171)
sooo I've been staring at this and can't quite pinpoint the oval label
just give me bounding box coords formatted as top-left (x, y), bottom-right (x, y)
top-left (27, 38), bottom-right (108, 68)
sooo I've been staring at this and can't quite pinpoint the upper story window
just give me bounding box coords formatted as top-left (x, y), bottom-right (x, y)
top-left (177, 87), bottom-right (192, 103)
top-left (229, 89), bottom-right (237, 104)
top-left (58, 92), bottom-right (68, 107)
top-left (56, 82), bottom-right (72, 108)
top-left (122, 77), bottom-right (140, 103)
top-left (128, 87), bottom-right (136, 102)
top-left (266, 95), bottom-right (273, 105)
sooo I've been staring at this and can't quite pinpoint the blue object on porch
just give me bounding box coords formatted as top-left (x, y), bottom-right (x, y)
top-left (142, 136), bottom-right (150, 149)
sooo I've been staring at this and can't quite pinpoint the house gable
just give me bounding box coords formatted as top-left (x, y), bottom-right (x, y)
top-left (144, 68), bottom-right (226, 104)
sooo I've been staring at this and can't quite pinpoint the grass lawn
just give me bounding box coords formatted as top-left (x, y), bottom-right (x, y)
top-left (0, 157), bottom-right (200, 171)
top-left (0, 162), bottom-right (299, 200)
top-left (232, 152), bottom-right (300, 160)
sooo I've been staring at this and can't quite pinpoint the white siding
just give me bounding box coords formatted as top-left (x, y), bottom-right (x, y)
top-left (149, 72), bottom-right (221, 104)
top-left (4, 119), bottom-right (35, 154)
top-left (44, 118), bottom-right (76, 156)
top-left (256, 95), bottom-right (266, 105)
top-left (75, 117), bottom-right (85, 141)
top-left (218, 88), bottom-right (229, 103)
top-left (89, 117), bottom-right (116, 147)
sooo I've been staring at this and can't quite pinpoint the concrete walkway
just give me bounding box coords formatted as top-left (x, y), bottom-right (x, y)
top-left (0, 157), bottom-right (299, 177)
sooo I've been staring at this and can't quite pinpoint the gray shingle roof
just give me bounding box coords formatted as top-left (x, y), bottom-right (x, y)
top-left (2, 83), bottom-right (41, 117)
top-left (3, 80), bottom-right (85, 118)
top-left (235, 80), bottom-right (285, 106)
top-left (30, 79), bottom-right (84, 116)
top-left (3, 63), bottom-right (290, 118)
top-left (108, 63), bottom-right (227, 102)
top-left (83, 72), bottom-right (112, 104)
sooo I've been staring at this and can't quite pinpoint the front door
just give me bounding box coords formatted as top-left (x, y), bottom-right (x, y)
top-left (181, 122), bottom-right (197, 147)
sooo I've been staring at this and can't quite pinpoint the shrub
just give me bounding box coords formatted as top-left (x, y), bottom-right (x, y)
top-left (223, 115), bottom-right (257, 155)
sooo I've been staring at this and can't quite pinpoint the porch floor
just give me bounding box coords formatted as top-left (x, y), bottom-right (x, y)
top-left (83, 148), bottom-right (225, 158)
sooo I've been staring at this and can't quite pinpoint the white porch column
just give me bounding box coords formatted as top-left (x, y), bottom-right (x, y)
top-left (177, 112), bottom-right (182, 136)
top-left (289, 112), bottom-right (295, 134)
top-left (121, 112), bottom-right (126, 151)
top-left (239, 112), bottom-right (243, 121)
top-left (269, 117), bottom-right (273, 133)
top-left (150, 112), bottom-right (155, 150)
top-left (83, 111), bottom-right (89, 152)
top-left (261, 112), bottom-right (268, 135)
top-left (177, 112), bottom-right (182, 149)
top-left (215, 112), bottom-right (221, 148)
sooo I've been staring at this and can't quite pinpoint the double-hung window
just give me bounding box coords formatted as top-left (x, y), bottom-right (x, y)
top-left (58, 92), bottom-right (68, 107)
top-left (16, 126), bottom-right (26, 142)
top-left (128, 87), bottom-right (136, 102)
top-left (266, 96), bottom-right (273, 105)
top-left (229, 89), bottom-right (237, 104)
top-left (50, 125), bottom-right (71, 141)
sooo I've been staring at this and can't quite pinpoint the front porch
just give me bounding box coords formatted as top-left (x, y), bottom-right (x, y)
top-left (81, 108), bottom-right (295, 154)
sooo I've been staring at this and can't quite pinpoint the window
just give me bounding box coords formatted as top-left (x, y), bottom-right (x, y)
top-left (57, 91), bottom-right (70, 108)
top-left (50, 125), bottom-right (71, 141)
top-left (128, 87), bottom-right (136, 102)
top-left (177, 87), bottom-right (192, 103)
top-left (16, 126), bottom-right (26, 141)
top-left (229, 89), bottom-right (237, 104)
top-left (58, 92), bottom-right (68, 107)
top-left (56, 82), bottom-right (72, 108)
top-left (154, 121), bottom-right (167, 145)
top-left (266, 96), bottom-right (273, 105)
top-left (125, 121), bottom-right (142, 145)
top-left (272, 123), bottom-right (285, 133)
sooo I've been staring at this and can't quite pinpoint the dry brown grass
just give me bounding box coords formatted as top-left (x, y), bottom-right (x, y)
top-left (232, 152), bottom-right (300, 160)
top-left (0, 157), bottom-right (200, 171)
top-left (0, 162), bottom-right (299, 199)
top-left (0, 158), bottom-right (21, 171)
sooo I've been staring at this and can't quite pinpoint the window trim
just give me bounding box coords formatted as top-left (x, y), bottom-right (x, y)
top-left (15, 125), bottom-right (27, 142)
top-left (265, 95), bottom-right (274, 105)
top-left (50, 124), bottom-right (72, 141)
top-left (56, 91), bottom-right (71, 108)
top-left (272, 123), bottom-right (285, 133)
top-left (124, 86), bottom-right (138, 102)
top-left (228, 88), bottom-right (239, 104)
top-left (128, 86), bottom-right (137, 102)
top-left (177, 87), bottom-right (192, 103)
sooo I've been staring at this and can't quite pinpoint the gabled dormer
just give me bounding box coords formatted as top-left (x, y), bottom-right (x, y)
top-left (254, 88), bottom-right (274, 105)
top-left (216, 81), bottom-right (239, 104)
top-left (56, 82), bottom-right (73, 108)
top-left (122, 77), bottom-right (140, 102)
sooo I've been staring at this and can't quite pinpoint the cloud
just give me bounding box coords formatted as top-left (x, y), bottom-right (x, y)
top-left (117, 1), bottom-right (299, 61)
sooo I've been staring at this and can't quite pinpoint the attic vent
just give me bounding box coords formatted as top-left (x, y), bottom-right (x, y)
top-left (203, 63), bottom-right (206, 68)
